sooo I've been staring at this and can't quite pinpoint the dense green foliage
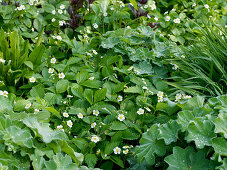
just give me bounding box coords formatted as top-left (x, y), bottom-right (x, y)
top-left (0, 0), bottom-right (226, 169)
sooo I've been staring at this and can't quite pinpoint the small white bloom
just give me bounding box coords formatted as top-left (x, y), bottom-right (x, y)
top-left (204, 4), bottom-right (209, 9)
top-left (63, 101), bottom-right (67, 104)
top-left (175, 93), bottom-right (182, 102)
top-left (34, 109), bottom-right (39, 113)
top-left (192, 3), bottom-right (196, 7)
top-left (103, 12), bottom-right (108, 17)
top-left (58, 9), bottom-right (63, 14)
top-left (91, 122), bottom-right (96, 128)
top-left (118, 114), bottom-right (125, 121)
top-left (164, 11), bottom-right (168, 15)
top-left (158, 96), bottom-right (163, 102)
top-left (126, 26), bottom-right (131, 29)
top-left (89, 76), bottom-right (95, 80)
top-left (137, 108), bottom-right (144, 115)
top-left (128, 66), bottom-right (133, 71)
top-left (142, 86), bottom-right (148, 90)
top-left (20, 5), bottom-right (25, 10)
top-left (172, 8), bottom-right (176, 12)
top-left (29, 1), bottom-right (34, 5)
top-left (67, 95), bottom-right (73, 98)
top-left (172, 64), bottom-right (178, 70)
top-left (181, 55), bottom-right (185, 59)
top-left (63, 112), bottom-right (69, 118)
top-left (31, 27), bottom-right (35, 32)
top-left (77, 113), bottom-right (83, 119)
top-left (165, 16), bottom-right (171, 21)
top-left (110, 7), bottom-right (114, 10)
top-left (93, 110), bottom-right (99, 116)
top-left (52, 10), bottom-right (56, 14)
top-left (50, 57), bottom-right (56, 64)
top-left (154, 17), bottom-right (158, 21)
top-left (150, 4), bottom-right (156, 10)
top-left (0, 91), bottom-right (3, 96)
top-left (67, 120), bottom-right (73, 128)
top-left (92, 50), bottom-right (98, 55)
top-left (25, 103), bottom-right (31, 109)
top-left (59, 20), bottom-right (64, 26)
top-left (123, 146), bottom-right (129, 149)
top-left (117, 95), bottom-right (123, 102)
top-left (3, 91), bottom-right (8, 97)
top-left (57, 125), bottom-right (64, 131)
top-left (144, 5), bottom-right (148, 9)
top-left (58, 73), bottom-right (65, 79)
top-left (113, 147), bottom-right (121, 154)
top-left (157, 91), bottom-right (163, 97)
top-left (173, 18), bottom-right (180, 24)
top-left (48, 68), bottom-right (54, 74)
top-left (123, 149), bottom-right (129, 154)
top-left (29, 77), bottom-right (36, 83)
top-left (56, 36), bottom-right (62, 40)
top-left (60, 4), bottom-right (65, 10)
top-left (91, 135), bottom-right (100, 143)
top-left (93, 23), bottom-right (98, 29)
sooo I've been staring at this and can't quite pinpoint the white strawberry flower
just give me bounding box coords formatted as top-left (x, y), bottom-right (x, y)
top-left (29, 77), bottom-right (36, 83)
top-left (91, 122), bottom-right (97, 128)
top-left (52, 18), bottom-right (56, 22)
top-left (58, 9), bottom-right (63, 14)
top-left (118, 114), bottom-right (125, 121)
top-left (63, 112), bottom-right (69, 118)
top-left (93, 110), bottom-right (99, 116)
top-left (113, 147), bottom-right (121, 154)
top-left (60, 4), bottom-right (65, 9)
top-left (25, 103), bottom-right (31, 109)
top-left (50, 57), bottom-right (56, 64)
top-left (67, 120), bottom-right (73, 128)
top-left (91, 135), bottom-right (100, 143)
top-left (165, 16), bottom-right (171, 21)
top-left (34, 109), bottom-right (39, 113)
top-left (103, 12), bottom-right (108, 17)
top-left (123, 149), bottom-right (129, 154)
top-left (58, 73), bottom-right (65, 79)
top-left (59, 20), bottom-right (64, 26)
top-left (117, 95), bottom-right (123, 102)
top-left (56, 36), bottom-right (62, 41)
top-left (137, 108), bottom-right (144, 115)
top-left (174, 18), bottom-right (180, 24)
top-left (89, 76), bottom-right (95, 80)
top-left (48, 68), bottom-right (54, 74)
top-left (93, 23), bottom-right (98, 29)
top-left (77, 113), bottom-right (83, 119)
top-left (52, 10), bottom-right (56, 14)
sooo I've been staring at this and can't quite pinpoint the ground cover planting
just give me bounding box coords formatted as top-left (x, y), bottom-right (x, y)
top-left (0, 0), bottom-right (226, 169)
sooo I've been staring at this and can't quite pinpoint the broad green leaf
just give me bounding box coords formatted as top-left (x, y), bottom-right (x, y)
top-left (53, 153), bottom-right (78, 170)
top-left (30, 85), bottom-right (45, 98)
top-left (136, 124), bottom-right (166, 165)
top-left (94, 88), bottom-right (107, 103)
top-left (45, 107), bottom-right (61, 119)
top-left (110, 155), bottom-right (124, 168)
top-left (4, 126), bottom-right (33, 148)
top-left (213, 113), bottom-right (227, 138)
top-left (84, 89), bottom-right (93, 104)
top-left (0, 97), bottom-right (13, 113)
top-left (110, 121), bottom-right (127, 131)
top-left (157, 120), bottom-right (181, 145)
top-left (185, 118), bottom-right (216, 149)
top-left (212, 138), bottom-right (227, 156)
top-left (71, 84), bottom-right (84, 99)
top-left (164, 146), bottom-right (214, 170)
top-left (42, 3), bottom-right (55, 13)
top-left (76, 71), bottom-right (89, 84)
top-left (29, 45), bottom-right (46, 66)
top-left (23, 117), bottom-right (63, 143)
top-left (85, 154), bottom-right (97, 168)
top-left (80, 80), bottom-right (102, 89)
top-left (56, 80), bottom-right (69, 93)
top-left (177, 110), bottom-right (195, 132)
top-left (124, 86), bottom-right (143, 94)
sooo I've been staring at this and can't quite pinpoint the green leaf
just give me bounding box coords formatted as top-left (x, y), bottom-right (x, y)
top-left (85, 154), bottom-right (97, 168)
top-left (29, 45), bottom-right (45, 66)
top-left (212, 137), bottom-right (227, 156)
top-left (71, 84), bottom-right (84, 99)
top-left (42, 3), bottom-right (55, 13)
top-left (45, 107), bottom-right (61, 119)
top-left (213, 112), bottom-right (227, 138)
top-left (136, 124), bottom-right (166, 165)
top-left (157, 120), bottom-right (181, 145)
top-left (76, 71), bottom-right (89, 84)
top-left (23, 117), bottom-right (63, 143)
top-left (110, 121), bottom-right (127, 131)
top-left (110, 155), bottom-right (124, 168)
top-left (30, 85), bottom-right (45, 98)
top-left (56, 80), bottom-right (69, 93)
top-left (185, 118), bottom-right (216, 149)
top-left (5, 126), bottom-right (33, 148)
top-left (80, 80), bottom-right (102, 89)
top-left (124, 86), bottom-right (143, 94)
top-left (177, 110), bottom-right (195, 132)
top-left (24, 61), bottom-right (34, 70)
top-left (52, 153), bottom-right (78, 170)
top-left (84, 89), bottom-right (93, 104)
top-left (0, 97), bottom-right (13, 113)
top-left (94, 88), bottom-right (107, 103)
top-left (164, 146), bottom-right (214, 170)
top-left (129, 0), bottom-right (138, 10)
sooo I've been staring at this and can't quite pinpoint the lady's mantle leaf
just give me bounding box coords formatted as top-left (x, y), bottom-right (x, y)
top-left (185, 118), bottom-right (216, 149)
top-left (164, 146), bottom-right (214, 170)
top-left (136, 124), bottom-right (166, 165)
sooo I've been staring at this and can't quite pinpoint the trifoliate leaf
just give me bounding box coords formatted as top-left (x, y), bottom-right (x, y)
top-left (136, 124), bottom-right (166, 165)
top-left (158, 120), bottom-right (181, 145)
top-left (185, 118), bottom-right (216, 149)
top-left (56, 80), bottom-right (69, 93)
top-left (164, 146), bottom-right (214, 170)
